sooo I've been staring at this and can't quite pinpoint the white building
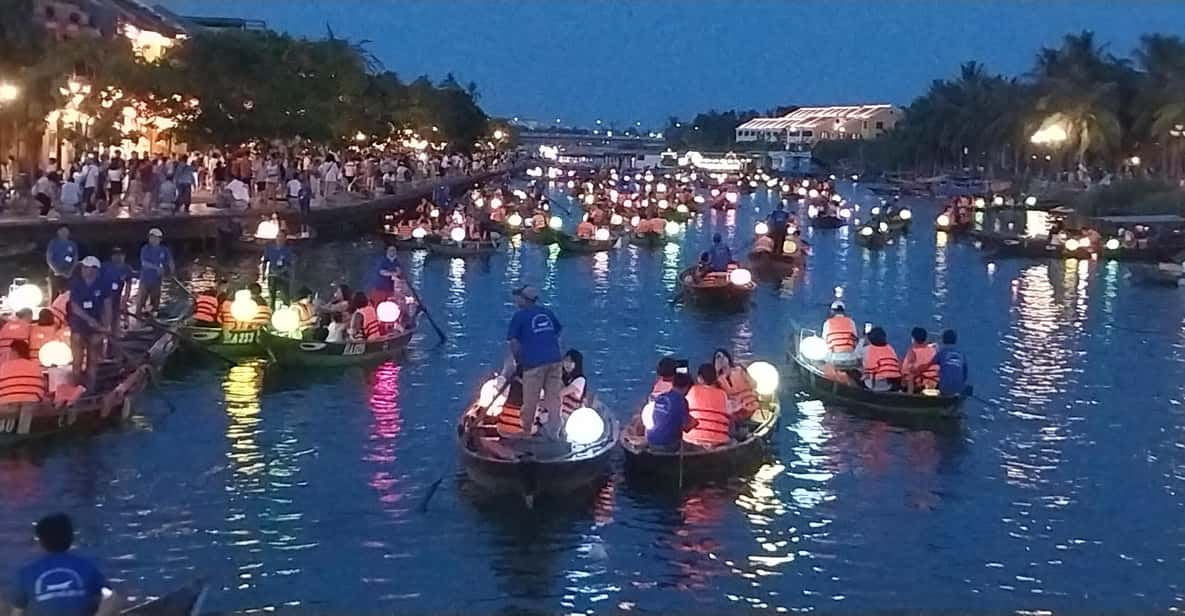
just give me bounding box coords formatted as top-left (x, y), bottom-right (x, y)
top-left (736, 104), bottom-right (899, 148)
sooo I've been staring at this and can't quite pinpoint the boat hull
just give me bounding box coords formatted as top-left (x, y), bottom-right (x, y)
top-left (629, 232), bottom-right (665, 248)
top-left (790, 349), bottom-right (963, 418)
top-left (811, 215), bottom-right (845, 229)
top-left (428, 240), bottom-right (500, 257)
top-left (261, 329), bottom-right (414, 367)
top-left (183, 325), bottom-right (265, 357)
top-left (122, 580), bottom-right (207, 616)
top-left (558, 234), bottom-right (616, 254)
top-left (677, 267), bottom-right (754, 311)
top-left (747, 251), bottom-right (802, 279)
top-left (621, 402), bottom-right (780, 481)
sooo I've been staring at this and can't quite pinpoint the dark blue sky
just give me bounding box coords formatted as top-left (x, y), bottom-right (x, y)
top-left (160, 0), bottom-right (1185, 127)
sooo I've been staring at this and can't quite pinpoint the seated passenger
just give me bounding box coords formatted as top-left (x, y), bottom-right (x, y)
top-left (861, 326), bottom-right (902, 392)
top-left (683, 363), bottom-right (731, 448)
top-left (645, 372), bottom-right (695, 451)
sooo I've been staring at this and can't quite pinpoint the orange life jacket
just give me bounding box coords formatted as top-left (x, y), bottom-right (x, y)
top-left (194, 294), bottom-right (219, 323)
top-left (0, 321), bottom-right (31, 349)
top-left (295, 301), bottom-right (316, 328)
top-left (490, 209), bottom-right (505, 223)
top-left (863, 344), bottom-right (903, 382)
top-left (358, 305), bottom-right (382, 340)
top-left (0, 358), bottom-right (46, 404)
top-left (251, 302), bottom-right (272, 328)
top-left (903, 343), bottom-right (939, 389)
top-left (497, 402), bottom-right (523, 434)
top-left (217, 300), bottom-right (235, 324)
top-left (28, 325), bottom-right (58, 355)
top-left (684, 384), bottom-right (731, 446)
top-left (720, 366), bottom-right (759, 420)
top-left (50, 293), bottom-right (69, 329)
top-left (650, 377), bottom-right (673, 400)
top-left (397, 223), bottom-right (413, 239)
top-left (824, 316), bottom-right (857, 353)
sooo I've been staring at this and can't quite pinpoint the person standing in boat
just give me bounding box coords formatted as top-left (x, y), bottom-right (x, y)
top-left (136, 229), bottom-right (173, 317)
top-left (505, 285), bottom-right (564, 440)
top-left (767, 202), bottom-right (790, 255)
top-left (262, 234), bottom-right (295, 309)
top-left (99, 248), bottom-right (134, 342)
top-left (46, 226), bottom-right (78, 300)
top-left (8, 513), bottom-right (121, 616)
top-left (367, 245), bottom-right (403, 306)
top-left (68, 257), bottom-right (111, 392)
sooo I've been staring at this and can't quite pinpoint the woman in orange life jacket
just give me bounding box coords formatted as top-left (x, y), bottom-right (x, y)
top-left (649, 356), bottom-right (678, 400)
top-left (822, 301), bottom-right (859, 365)
top-left (713, 349), bottom-right (759, 421)
top-left (347, 292), bottom-right (382, 341)
top-left (575, 217), bottom-right (596, 240)
top-left (861, 326), bottom-right (903, 392)
top-left (901, 327), bottom-right (940, 393)
top-left (683, 363), bottom-right (732, 448)
top-left (192, 282), bottom-right (223, 327)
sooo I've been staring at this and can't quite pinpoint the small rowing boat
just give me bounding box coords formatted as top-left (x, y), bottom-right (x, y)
top-left (621, 399), bottom-right (781, 482)
top-left (790, 329), bottom-right (965, 418)
top-left (747, 250), bottom-right (803, 280)
top-left (260, 328), bottom-right (414, 367)
top-left (676, 266), bottom-right (755, 311)
top-left (427, 239), bottom-right (500, 257)
top-left (557, 233), bottom-right (617, 255)
top-left (122, 580), bottom-right (208, 616)
top-left (456, 386), bottom-right (618, 503)
top-left (182, 324), bottom-right (265, 357)
top-left (629, 231), bottom-right (665, 248)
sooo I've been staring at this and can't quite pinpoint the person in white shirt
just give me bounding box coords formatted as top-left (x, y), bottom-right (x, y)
top-left (227, 177), bottom-right (250, 207)
top-left (286, 175), bottom-right (302, 209)
top-left (59, 177), bottom-right (82, 214)
top-left (82, 159), bottom-right (100, 210)
top-left (321, 155), bottom-right (340, 197)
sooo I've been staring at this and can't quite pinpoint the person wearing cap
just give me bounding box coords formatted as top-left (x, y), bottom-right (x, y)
top-left (262, 233), bottom-right (295, 309)
top-left (505, 285), bottom-right (564, 440)
top-left (46, 226), bottom-right (78, 299)
top-left (69, 256), bottom-right (111, 390)
top-left (136, 229), bottom-right (174, 316)
top-left (822, 301), bottom-right (859, 365)
top-left (100, 248), bottom-right (134, 340)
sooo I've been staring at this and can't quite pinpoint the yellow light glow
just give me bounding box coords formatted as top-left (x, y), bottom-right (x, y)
top-left (230, 298), bottom-right (259, 323)
top-left (565, 407), bottom-right (605, 445)
top-left (755, 222), bottom-right (769, 235)
top-left (799, 336), bottom-right (828, 362)
top-left (270, 306), bottom-right (300, 333)
top-left (7, 283), bottom-right (43, 312)
top-left (729, 268), bottom-right (753, 286)
top-left (507, 213), bottom-right (523, 227)
top-left (450, 227), bottom-right (466, 243)
top-left (746, 361), bottom-right (779, 396)
top-left (548, 216), bottom-right (563, 230)
top-left (38, 340), bottom-right (72, 368)
top-left (594, 228), bottom-right (611, 241)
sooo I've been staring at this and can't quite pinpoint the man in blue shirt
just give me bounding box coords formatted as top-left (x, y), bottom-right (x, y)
top-left (368, 245), bottom-right (402, 306)
top-left (699, 233), bottom-right (733, 273)
top-left (68, 257), bottom-right (110, 390)
top-left (99, 248), bottom-right (134, 340)
top-left (768, 202), bottom-right (790, 254)
top-left (934, 329), bottom-right (969, 397)
top-left (262, 234), bottom-right (295, 308)
top-left (505, 285), bottom-right (564, 439)
top-left (46, 226), bottom-right (78, 299)
top-left (645, 372), bottom-right (695, 451)
top-left (9, 513), bottom-right (117, 616)
top-left (136, 228), bottom-right (173, 316)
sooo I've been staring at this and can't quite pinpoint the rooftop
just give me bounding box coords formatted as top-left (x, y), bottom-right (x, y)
top-left (737, 104), bottom-right (895, 131)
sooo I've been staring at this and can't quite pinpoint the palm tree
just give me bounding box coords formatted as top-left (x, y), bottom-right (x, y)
top-left (1134, 34), bottom-right (1185, 176)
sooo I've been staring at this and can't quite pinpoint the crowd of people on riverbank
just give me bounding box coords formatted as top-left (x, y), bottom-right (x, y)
top-left (0, 145), bottom-right (515, 219)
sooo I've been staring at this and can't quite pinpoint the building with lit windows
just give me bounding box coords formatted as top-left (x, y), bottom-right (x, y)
top-left (735, 104), bottom-right (900, 148)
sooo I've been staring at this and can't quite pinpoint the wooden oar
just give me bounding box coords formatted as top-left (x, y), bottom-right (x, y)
top-left (403, 277), bottom-right (447, 343)
top-left (170, 275), bottom-right (195, 302)
top-left (123, 309), bottom-right (237, 366)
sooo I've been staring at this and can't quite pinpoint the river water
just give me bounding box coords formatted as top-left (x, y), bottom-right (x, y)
top-left (2, 182), bottom-right (1184, 614)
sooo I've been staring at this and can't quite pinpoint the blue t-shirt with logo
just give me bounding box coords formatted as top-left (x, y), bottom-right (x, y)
top-left (646, 390), bottom-right (689, 449)
top-left (138, 244), bottom-right (172, 286)
top-left (369, 255), bottom-right (401, 293)
top-left (935, 347), bottom-right (968, 396)
top-left (100, 262), bottom-right (134, 299)
top-left (263, 245), bottom-right (294, 276)
top-left (506, 304), bottom-right (562, 370)
top-left (68, 275), bottom-right (108, 333)
top-left (46, 239), bottom-right (78, 277)
top-left (10, 552), bottom-right (107, 616)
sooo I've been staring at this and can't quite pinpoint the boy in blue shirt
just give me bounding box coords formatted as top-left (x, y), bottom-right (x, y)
top-left (934, 329), bottom-right (969, 397)
top-left (646, 372), bottom-right (696, 451)
top-left (46, 226), bottom-right (78, 299)
top-left (9, 513), bottom-right (117, 616)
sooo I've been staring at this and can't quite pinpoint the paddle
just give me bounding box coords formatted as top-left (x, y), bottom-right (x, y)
top-left (123, 309), bottom-right (237, 366)
top-left (403, 276), bottom-right (447, 343)
top-left (170, 275), bottom-right (196, 302)
top-left (419, 373), bottom-right (515, 512)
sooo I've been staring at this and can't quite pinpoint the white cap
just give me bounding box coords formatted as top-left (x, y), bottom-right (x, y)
top-left (830, 300), bottom-right (845, 312)
top-left (81, 256), bottom-right (101, 268)
top-left (148, 228), bottom-right (164, 238)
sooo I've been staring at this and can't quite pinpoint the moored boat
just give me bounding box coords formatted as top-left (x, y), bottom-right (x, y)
top-left (182, 324), bottom-right (265, 357)
top-left (811, 214), bottom-right (845, 229)
top-left (427, 238), bottom-right (500, 257)
top-left (790, 329), bottom-right (965, 418)
top-left (557, 233), bottom-right (617, 255)
top-left (747, 250), bottom-right (802, 279)
top-left (260, 328), bottom-right (415, 367)
top-left (676, 266), bottom-right (755, 311)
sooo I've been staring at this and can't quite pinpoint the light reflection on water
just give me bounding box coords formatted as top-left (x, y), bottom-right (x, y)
top-left (2, 183), bottom-right (1185, 612)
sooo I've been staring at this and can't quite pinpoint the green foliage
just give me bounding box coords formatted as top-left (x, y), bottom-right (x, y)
top-left (665, 110), bottom-right (759, 151)
top-left (1071, 179), bottom-right (1185, 216)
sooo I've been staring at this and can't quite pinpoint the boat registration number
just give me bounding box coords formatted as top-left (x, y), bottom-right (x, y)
top-left (223, 331), bottom-right (258, 345)
top-left (342, 343), bottom-right (366, 356)
top-left (0, 417), bottom-right (16, 434)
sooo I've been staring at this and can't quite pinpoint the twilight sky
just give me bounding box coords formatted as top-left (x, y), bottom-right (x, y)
top-left (159, 0), bottom-right (1185, 127)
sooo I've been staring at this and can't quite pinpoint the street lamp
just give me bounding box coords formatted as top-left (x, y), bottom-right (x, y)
top-left (0, 82), bottom-right (19, 104)
top-left (493, 129), bottom-right (505, 141)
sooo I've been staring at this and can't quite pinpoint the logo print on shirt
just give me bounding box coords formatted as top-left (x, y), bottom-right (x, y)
top-left (33, 568), bottom-right (86, 601)
top-left (530, 314), bottom-right (554, 334)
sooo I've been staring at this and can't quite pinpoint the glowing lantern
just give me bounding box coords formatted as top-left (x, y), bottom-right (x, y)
top-left (693, 195), bottom-right (706, 204)
top-left (610, 213), bottom-right (624, 226)
top-left (936, 214), bottom-right (951, 227)
top-left (898, 209), bottom-right (912, 221)
top-left (565, 407), bottom-right (605, 445)
top-left (766, 178), bottom-right (778, 188)
top-left (676, 204), bottom-right (689, 214)
top-left (475, 197), bottom-right (485, 208)
top-left (975, 197), bottom-right (986, 208)
top-left (1105, 238), bottom-right (1120, 250)
top-left (7, 283), bottom-right (43, 312)
top-left (270, 306), bottom-right (300, 333)
top-left (1064, 238), bottom-right (1080, 252)
top-left (507, 213), bottom-right (523, 228)
top-left (831, 194), bottom-right (842, 203)
top-left (412, 227), bottom-right (428, 239)
top-left (664, 221), bottom-right (681, 237)
top-left (623, 199), bottom-right (634, 209)
top-left (860, 226), bottom-right (874, 237)
top-left (656, 182), bottom-right (668, 194)
top-left (450, 227), bottom-right (466, 243)
top-left (594, 228), bottom-right (611, 241)
top-left (641, 401), bottom-right (656, 430)
top-left (725, 192), bottom-right (739, 205)
top-left (609, 189), bottom-right (619, 201)
top-left (429, 208), bottom-right (440, 218)
top-left (806, 189), bottom-right (819, 199)
top-left (878, 222), bottom-right (889, 233)
top-left (1025, 196), bottom-right (1037, 207)
top-left (871, 207), bottom-right (881, 216)
top-left (548, 216), bottom-right (563, 230)
top-left (749, 180), bottom-right (758, 188)
top-left (807, 205), bottom-right (819, 218)
top-left (584, 194), bottom-right (595, 206)
top-left (754, 222), bottom-right (769, 236)
top-left (230, 297), bottom-right (259, 322)
top-left (655, 199), bottom-right (668, 210)
top-left (797, 187), bottom-right (808, 197)
top-left (839, 208), bottom-right (852, 219)
top-left (801, 179), bottom-right (811, 187)
top-left (993, 196), bottom-right (1005, 206)
top-left (234, 289), bottom-right (252, 302)
top-left (254, 219), bottom-right (279, 240)
top-left (1079, 236), bottom-right (1091, 249)
top-left (38, 340), bottom-right (72, 368)
top-left (746, 361), bottom-right (779, 396)
top-left (729, 268), bottom-right (753, 287)
top-left (710, 188), bottom-right (720, 198)
top-left (376, 300), bottom-right (401, 323)
top-left (798, 336), bottom-right (829, 362)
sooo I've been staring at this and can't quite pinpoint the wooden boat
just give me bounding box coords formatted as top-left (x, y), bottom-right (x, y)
top-left (747, 250), bottom-right (802, 279)
top-left (1129, 264), bottom-right (1184, 287)
top-left (810, 214), bottom-right (845, 229)
top-left (621, 399), bottom-right (780, 481)
top-left (388, 235), bottom-right (439, 251)
top-left (237, 228), bottom-right (317, 253)
top-left (790, 330), bottom-right (965, 418)
top-left (181, 324), bottom-right (265, 357)
top-left (427, 239), bottom-right (500, 257)
top-left (0, 323), bottom-right (183, 447)
top-left (260, 327), bottom-right (414, 367)
top-left (557, 233), bottom-right (617, 255)
top-left (457, 394), bottom-right (619, 503)
top-left (122, 580), bottom-right (208, 616)
top-left (676, 266), bottom-right (755, 311)
top-left (629, 231), bottom-right (665, 248)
